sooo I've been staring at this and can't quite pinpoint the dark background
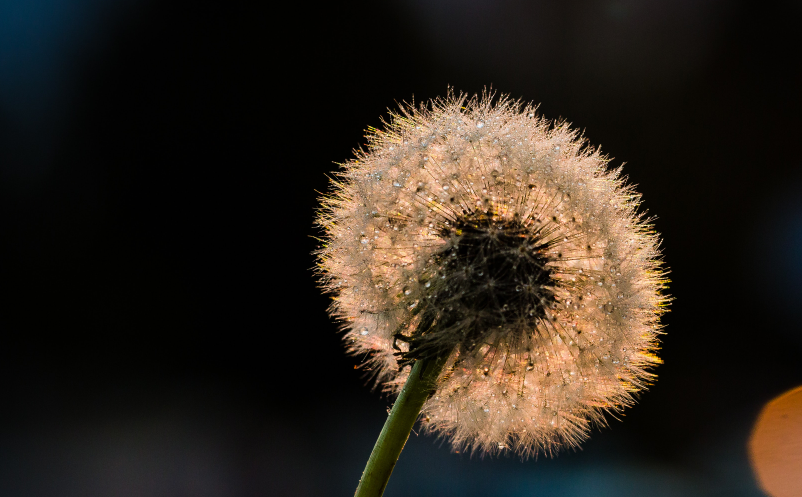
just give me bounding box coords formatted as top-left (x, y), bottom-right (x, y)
top-left (1, 1), bottom-right (801, 496)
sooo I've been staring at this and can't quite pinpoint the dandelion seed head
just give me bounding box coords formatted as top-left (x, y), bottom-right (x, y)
top-left (315, 90), bottom-right (669, 458)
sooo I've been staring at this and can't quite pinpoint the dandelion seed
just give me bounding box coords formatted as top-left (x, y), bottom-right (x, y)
top-left (316, 90), bottom-right (669, 467)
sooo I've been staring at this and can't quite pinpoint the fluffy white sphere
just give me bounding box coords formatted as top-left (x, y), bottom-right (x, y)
top-left (316, 92), bottom-right (668, 457)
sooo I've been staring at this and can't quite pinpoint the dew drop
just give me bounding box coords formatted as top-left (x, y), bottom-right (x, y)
top-left (360, 328), bottom-right (369, 336)
top-left (477, 122), bottom-right (485, 128)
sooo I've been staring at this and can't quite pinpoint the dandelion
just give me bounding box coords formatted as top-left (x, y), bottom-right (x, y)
top-left (315, 90), bottom-right (668, 496)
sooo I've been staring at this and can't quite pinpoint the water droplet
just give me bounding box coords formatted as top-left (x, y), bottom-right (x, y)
top-left (515, 285), bottom-right (522, 292)
top-left (393, 181), bottom-right (402, 188)
top-left (484, 408), bottom-right (490, 413)
top-left (404, 289), bottom-right (412, 295)
top-left (360, 328), bottom-right (369, 336)
top-left (360, 237), bottom-right (369, 244)
top-left (477, 122), bottom-right (485, 128)
top-left (424, 281), bottom-right (431, 288)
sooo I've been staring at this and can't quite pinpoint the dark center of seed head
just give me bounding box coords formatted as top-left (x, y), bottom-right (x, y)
top-left (437, 210), bottom-right (557, 324)
top-left (397, 210), bottom-right (558, 365)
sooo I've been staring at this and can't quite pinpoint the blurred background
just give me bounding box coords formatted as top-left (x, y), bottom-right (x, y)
top-left (1, 0), bottom-right (801, 496)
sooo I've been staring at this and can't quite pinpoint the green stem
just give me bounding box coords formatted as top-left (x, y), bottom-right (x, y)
top-left (354, 355), bottom-right (449, 497)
